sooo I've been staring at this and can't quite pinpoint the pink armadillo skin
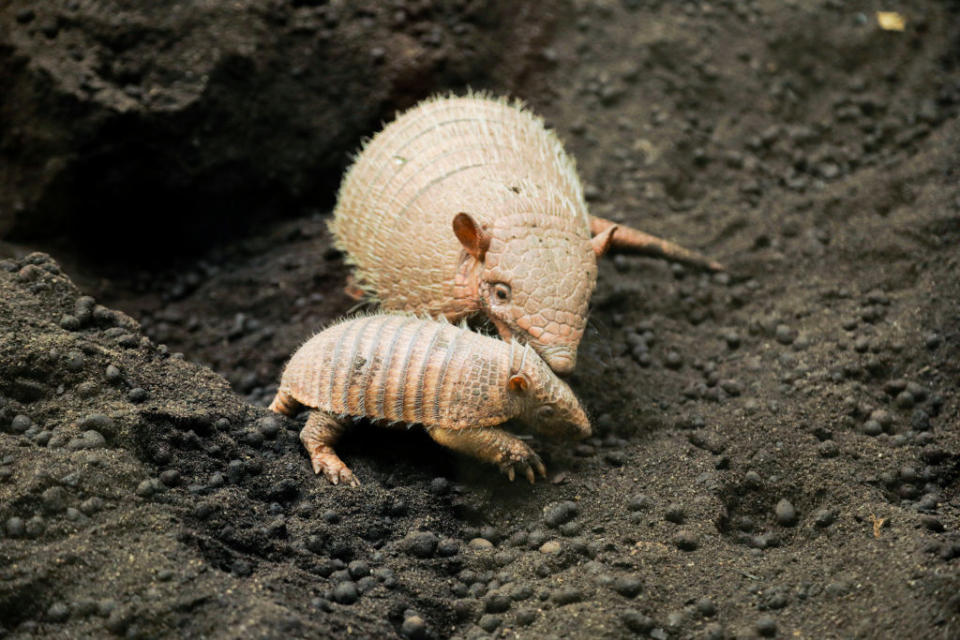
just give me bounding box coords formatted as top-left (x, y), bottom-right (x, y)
top-left (269, 314), bottom-right (591, 484)
top-left (329, 95), bottom-right (597, 375)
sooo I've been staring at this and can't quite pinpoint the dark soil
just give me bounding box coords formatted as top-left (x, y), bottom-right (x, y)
top-left (2, 1), bottom-right (960, 639)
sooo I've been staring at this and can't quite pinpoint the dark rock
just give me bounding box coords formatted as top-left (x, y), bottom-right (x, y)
top-left (673, 530), bottom-right (699, 551)
top-left (612, 575), bottom-right (644, 598)
top-left (756, 615), bottom-right (777, 637)
top-left (485, 593), bottom-right (511, 613)
top-left (696, 597), bottom-right (717, 617)
top-left (403, 531), bottom-right (439, 558)
top-left (478, 614), bottom-right (502, 632)
top-left (552, 587), bottom-right (584, 605)
top-left (543, 501), bottom-right (579, 527)
top-left (813, 509), bottom-right (836, 528)
top-left (42, 486), bottom-right (68, 514)
top-left (401, 614), bottom-right (427, 639)
top-left (919, 516), bottom-right (944, 533)
top-left (5, 517), bottom-right (25, 537)
top-left (622, 610), bottom-right (655, 634)
top-left (664, 503), bottom-right (685, 524)
top-left (10, 414), bottom-right (32, 433)
top-left (332, 581), bottom-right (359, 605)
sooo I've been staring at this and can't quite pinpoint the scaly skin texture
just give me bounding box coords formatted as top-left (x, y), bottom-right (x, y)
top-left (269, 314), bottom-right (591, 485)
top-left (330, 94), bottom-right (721, 375)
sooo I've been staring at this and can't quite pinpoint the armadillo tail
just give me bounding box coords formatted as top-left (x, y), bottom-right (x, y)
top-left (590, 215), bottom-right (725, 272)
top-left (269, 390), bottom-right (302, 416)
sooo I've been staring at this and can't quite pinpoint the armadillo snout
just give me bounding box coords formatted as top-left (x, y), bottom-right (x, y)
top-left (537, 345), bottom-right (577, 376)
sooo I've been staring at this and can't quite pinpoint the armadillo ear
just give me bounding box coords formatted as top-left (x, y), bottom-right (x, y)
top-left (507, 374), bottom-right (530, 394)
top-left (591, 224), bottom-right (618, 257)
top-left (453, 212), bottom-right (491, 262)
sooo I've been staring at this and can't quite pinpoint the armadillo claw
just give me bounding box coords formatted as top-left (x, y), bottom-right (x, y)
top-left (311, 455), bottom-right (360, 487)
top-left (499, 451), bottom-right (547, 485)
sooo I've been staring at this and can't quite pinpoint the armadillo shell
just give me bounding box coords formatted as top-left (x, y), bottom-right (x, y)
top-left (330, 94), bottom-right (590, 315)
top-left (278, 314), bottom-right (525, 431)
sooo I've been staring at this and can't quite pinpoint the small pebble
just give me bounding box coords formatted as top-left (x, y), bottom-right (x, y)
top-left (515, 609), bottom-right (537, 626)
top-left (60, 314), bottom-right (80, 331)
top-left (348, 560), bottom-right (370, 579)
top-left (612, 576), bottom-right (643, 598)
top-left (11, 414), bottom-right (32, 434)
top-left (67, 430), bottom-right (106, 450)
top-left (539, 540), bottom-right (561, 554)
top-left (104, 610), bottom-right (130, 635)
top-left (257, 416), bottom-right (281, 439)
top-left (136, 479), bottom-right (156, 497)
top-left (332, 581), bottom-right (359, 605)
top-left (756, 615), bottom-right (777, 637)
top-left (664, 351), bottom-right (683, 369)
top-left (622, 610), bottom-right (655, 634)
top-left (673, 530), bottom-right (699, 551)
top-left (863, 420), bottom-right (883, 436)
top-left (437, 538), bottom-right (460, 557)
top-left (664, 503), bottom-right (685, 524)
top-left (813, 509), bottom-right (836, 528)
top-left (743, 471), bottom-right (763, 489)
top-left (552, 587), bottom-right (583, 605)
top-left (696, 597), bottom-right (717, 617)
top-left (775, 499), bottom-right (797, 526)
top-left (404, 531), bottom-right (439, 558)
top-left (42, 486), bottom-right (68, 514)
top-left (469, 538), bottom-right (494, 550)
top-left (543, 501), bottom-right (579, 527)
top-left (775, 324), bottom-right (797, 345)
top-left (818, 440), bottom-right (839, 458)
top-left (25, 516), bottom-right (45, 538)
top-left (920, 515), bottom-right (945, 532)
top-left (6, 517), bottom-right (25, 537)
top-left (477, 613), bottom-right (500, 632)
top-left (485, 594), bottom-right (511, 613)
top-left (430, 477), bottom-right (450, 495)
top-left (401, 614), bottom-right (427, 639)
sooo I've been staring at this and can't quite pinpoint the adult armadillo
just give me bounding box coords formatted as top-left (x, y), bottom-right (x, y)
top-left (269, 314), bottom-right (591, 486)
top-left (330, 94), bottom-right (722, 375)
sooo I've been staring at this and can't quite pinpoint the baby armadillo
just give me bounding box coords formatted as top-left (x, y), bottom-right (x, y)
top-left (330, 94), bottom-right (722, 375)
top-left (269, 314), bottom-right (590, 486)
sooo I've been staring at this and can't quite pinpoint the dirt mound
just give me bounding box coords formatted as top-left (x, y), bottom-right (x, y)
top-left (0, 0), bottom-right (558, 258)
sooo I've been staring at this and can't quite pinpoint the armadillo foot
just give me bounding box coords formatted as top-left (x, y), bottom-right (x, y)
top-left (344, 275), bottom-right (366, 301)
top-left (589, 214), bottom-right (724, 272)
top-left (428, 427), bottom-right (548, 484)
top-left (312, 456), bottom-right (360, 487)
top-left (300, 410), bottom-right (359, 487)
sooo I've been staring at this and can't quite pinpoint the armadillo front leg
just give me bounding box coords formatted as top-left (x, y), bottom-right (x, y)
top-left (300, 410), bottom-right (360, 487)
top-left (428, 427), bottom-right (547, 484)
top-left (590, 215), bottom-right (724, 272)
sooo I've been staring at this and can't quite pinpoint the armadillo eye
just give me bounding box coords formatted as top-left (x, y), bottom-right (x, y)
top-left (537, 405), bottom-right (556, 421)
top-left (492, 282), bottom-right (511, 302)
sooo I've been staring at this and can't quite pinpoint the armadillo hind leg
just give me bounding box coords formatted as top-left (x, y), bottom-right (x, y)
top-left (589, 215), bottom-right (725, 272)
top-left (269, 390), bottom-right (302, 416)
top-left (428, 427), bottom-right (547, 484)
top-left (300, 410), bottom-right (360, 487)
